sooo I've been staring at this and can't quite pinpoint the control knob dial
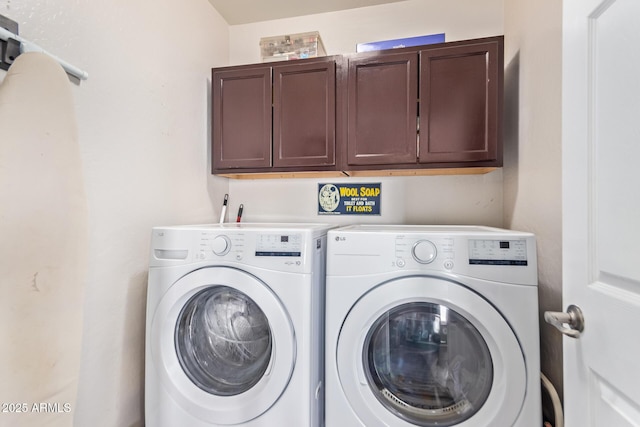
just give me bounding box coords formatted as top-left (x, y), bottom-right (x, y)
top-left (211, 235), bottom-right (231, 256)
top-left (412, 240), bottom-right (437, 264)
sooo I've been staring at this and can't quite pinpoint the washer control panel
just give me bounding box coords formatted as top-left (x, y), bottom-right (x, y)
top-left (255, 233), bottom-right (302, 257)
top-left (198, 233), bottom-right (304, 259)
top-left (150, 224), bottom-right (331, 274)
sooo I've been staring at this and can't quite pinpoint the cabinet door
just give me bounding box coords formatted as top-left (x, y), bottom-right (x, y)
top-left (273, 59), bottom-right (336, 168)
top-left (347, 52), bottom-right (418, 166)
top-left (212, 67), bottom-right (272, 170)
top-left (419, 38), bottom-right (502, 164)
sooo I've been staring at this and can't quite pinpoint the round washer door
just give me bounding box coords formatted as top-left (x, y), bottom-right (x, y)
top-left (150, 266), bottom-right (295, 425)
top-left (337, 276), bottom-right (526, 427)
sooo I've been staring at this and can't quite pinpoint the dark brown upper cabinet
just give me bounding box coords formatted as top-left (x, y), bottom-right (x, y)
top-left (273, 60), bottom-right (336, 168)
top-left (211, 36), bottom-right (503, 177)
top-left (419, 38), bottom-right (502, 165)
top-left (212, 57), bottom-right (339, 174)
top-left (346, 52), bottom-right (418, 166)
top-left (344, 36), bottom-right (503, 171)
top-left (212, 66), bottom-right (272, 170)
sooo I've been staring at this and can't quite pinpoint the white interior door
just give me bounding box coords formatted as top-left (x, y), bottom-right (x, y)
top-left (562, 0), bottom-right (640, 425)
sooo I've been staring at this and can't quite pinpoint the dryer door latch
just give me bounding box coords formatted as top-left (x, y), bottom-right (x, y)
top-left (544, 305), bottom-right (585, 339)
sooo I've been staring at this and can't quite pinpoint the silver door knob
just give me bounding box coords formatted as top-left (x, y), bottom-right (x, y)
top-left (544, 304), bottom-right (585, 338)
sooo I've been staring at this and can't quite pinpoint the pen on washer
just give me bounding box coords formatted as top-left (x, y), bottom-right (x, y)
top-left (219, 194), bottom-right (228, 224)
top-left (236, 204), bottom-right (244, 223)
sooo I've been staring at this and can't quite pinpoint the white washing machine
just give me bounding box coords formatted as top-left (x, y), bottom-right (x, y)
top-left (325, 225), bottom-right (541, 427)
top-left (145, 223), bottom-right (332, 427)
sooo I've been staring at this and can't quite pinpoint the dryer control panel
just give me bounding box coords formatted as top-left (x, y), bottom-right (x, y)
top-left (468, 239), bottom-right (528, 266)
top-left (327, 225), bottom-right (538, 286)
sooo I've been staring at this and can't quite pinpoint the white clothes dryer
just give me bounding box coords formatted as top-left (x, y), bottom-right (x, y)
top-left (325, 225), bottom-right (541, 427)
top-left (145, 223), bottom-right (332, 427)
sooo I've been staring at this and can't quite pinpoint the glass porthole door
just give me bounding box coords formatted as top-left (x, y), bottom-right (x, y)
top-left (364, 302), bottom-right (493, 426)
top-left (150, 267), bottom-right (295, 425)
top-left (175, 286), bottom-right (273, 397)
top-left (337, 276), bottom-right (526, 427)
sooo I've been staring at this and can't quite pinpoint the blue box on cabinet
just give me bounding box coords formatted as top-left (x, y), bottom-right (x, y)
top-left (356, 33), bottom-right (445, 52)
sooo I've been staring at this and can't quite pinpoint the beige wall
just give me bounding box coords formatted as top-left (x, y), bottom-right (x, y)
top-left (229, 0), bottom-right (504, 64)
top-left (503, 0), bottom-right (564, 409)
top-left (1, 1), bottom-right (229, 425)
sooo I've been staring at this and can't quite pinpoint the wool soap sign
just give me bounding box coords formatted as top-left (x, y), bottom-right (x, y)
top-left (318, 183), bottom-right (381, 215)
